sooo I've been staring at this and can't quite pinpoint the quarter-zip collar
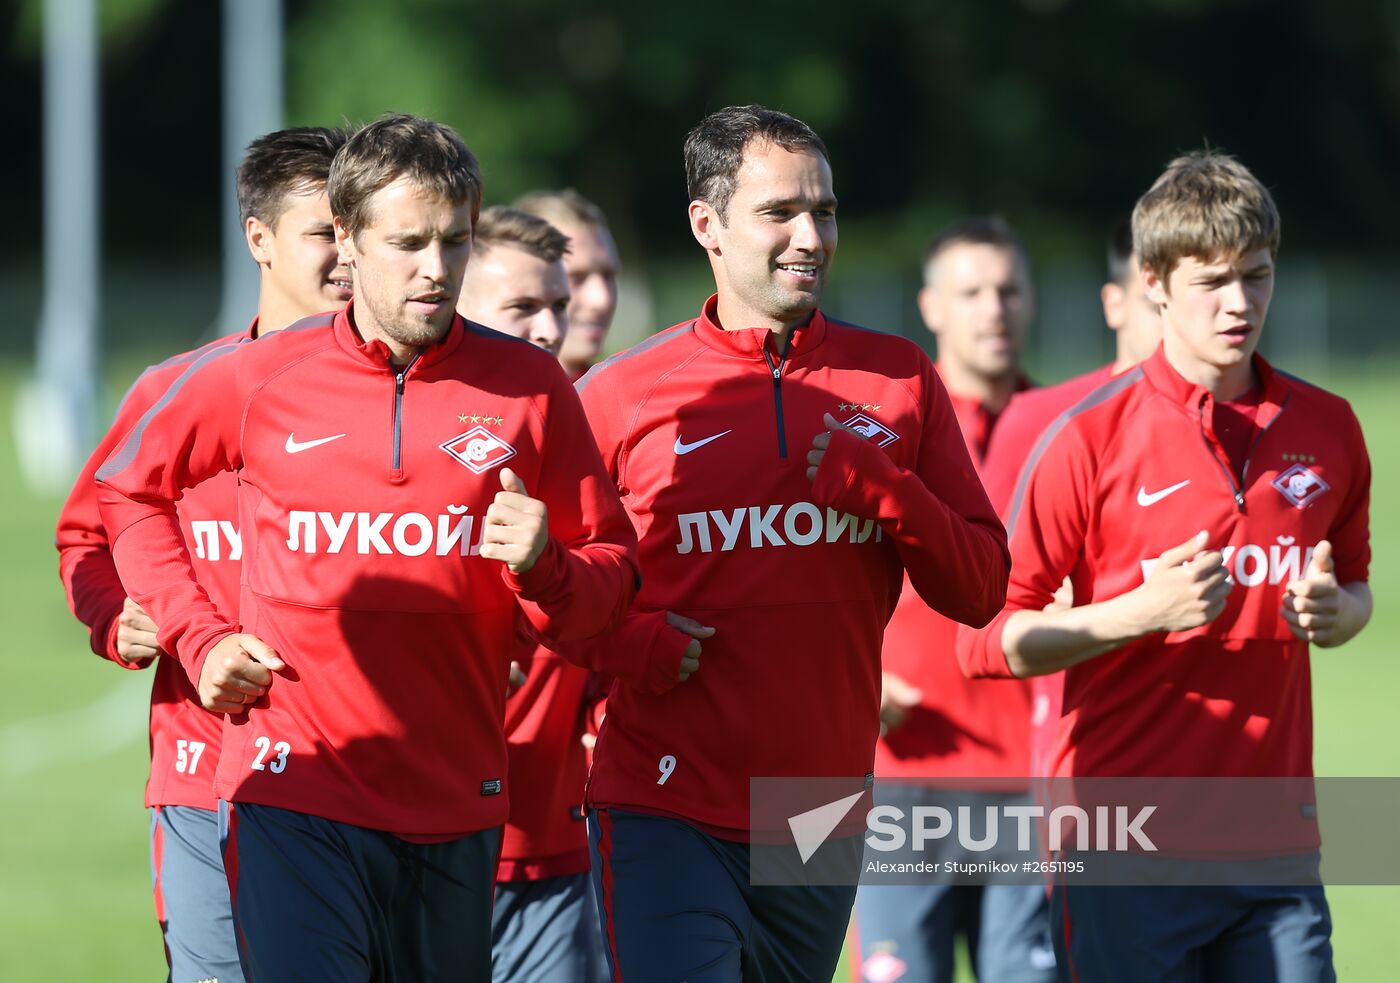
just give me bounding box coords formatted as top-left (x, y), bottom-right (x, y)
top-left (1141, 342), bottom-right (1291, 512)
top-left (692, 293), bottom-right (828, 361)
top-left (1139, 342), bottom-right (1289, 429)
top-left (332, 300), bottom-right (466, 372)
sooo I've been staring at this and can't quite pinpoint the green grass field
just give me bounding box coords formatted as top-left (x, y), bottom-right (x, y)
top-left (2, 355), bottom-right (1397, 980)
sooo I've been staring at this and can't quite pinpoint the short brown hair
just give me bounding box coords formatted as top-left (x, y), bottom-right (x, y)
top-left (1132, 149), bottom-right (1280, 280)
top-left (329, 113), bottom-right (482, 238)
top-left (513, 188), bottom-right (609, 233)
top-left (474, 206), bottom-right (569, 264)
top-left (684, 105), bottom-right (829, 222)
top-left (236, 126), bottom-right (350, 227)
top-left (922, 215), bottom-right (1029, 288)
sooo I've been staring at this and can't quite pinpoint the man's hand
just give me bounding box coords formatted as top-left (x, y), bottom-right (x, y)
top-left (1131, 531), bottom-right (1231, 634)
top-left (1044, 578), bottom-right (1074, 614)
top-left (199, 634), bottom-right (285, 714)
top-left (116, 597), bottom-right (160, 666)
top-left (480, 468), bottom-right (549, 574)
top-left (878, 672), bottom-right (923, 737)
top-left (1282, 541), bottom-right (1364, 647)
top-left (666, 612), bottom-right (714, 682)
top-left (806, 413), bottom-right (850, 481)
top-left (505, 660), bottom-right (528, 697)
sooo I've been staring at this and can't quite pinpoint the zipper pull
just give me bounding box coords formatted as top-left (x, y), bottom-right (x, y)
top-left (396, 371), bottom-right (406, 395)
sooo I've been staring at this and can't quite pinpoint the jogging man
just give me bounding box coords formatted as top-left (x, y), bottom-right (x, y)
top-left (55, 125), bottom-right (350, 983)
top-left (959, 150), bottom-right (1371, 981)
top-left (856, 217), bottom-right (1054, 983)
top-left (979, 217), bottom-right (1162, 511)
top-left (974, 219), bottom-right (1162, 782)
top-left (96, 114), bottom-right (639, 981)
top-left (457, 203), bottom-right (606, 982)
top-left (576, 105), bottom-right (1010, 982)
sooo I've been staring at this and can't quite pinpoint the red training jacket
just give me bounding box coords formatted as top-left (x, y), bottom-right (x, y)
top-left (96, 306), bottom-right (638, 838)
top-left (958, 346), bottom-right (1370, 782)
top-left (874, 369), bottom-right (1033, 785)
top-left (575, 296), bottom-right (1010, 837)
top-left (57, 324), bottom-right (257, 811)
top-left (977, 363), bottom-right (1117, 778)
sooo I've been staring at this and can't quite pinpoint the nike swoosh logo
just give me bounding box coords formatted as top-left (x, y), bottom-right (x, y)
top-left (285, 432), bottom-right (347, 454)
top-left (1137, 479), bottom-right (1191, 506)
top-left (674, 430), bottom-right (732, 455)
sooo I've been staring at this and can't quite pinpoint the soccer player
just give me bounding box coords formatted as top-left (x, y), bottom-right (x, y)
top-left (456, 206), bottom-right (571, 355)
top-left (514, 189), bottom-right (621, 381)
top-left (974, 219), bottom-right (1163, 782)
top-left (95, 113), bottom-right (639, 981)
top-left (958, 150), bottom-right (1371, 980)
top-left (575, 105), bottom-right (1010, 981)
top-left (456, 203), bottom-right (605, 982)
top-left (979, 217), bottom-right (1162, 511)
top-left (55, 125), bottom-right (350, 983)
top-left (855, 217), bottom-right (1055, 983)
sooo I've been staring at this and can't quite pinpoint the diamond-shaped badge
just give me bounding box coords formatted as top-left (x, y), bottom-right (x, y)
top-left (440, 426), bottom-right (517, 474)
top-left (1271, 462), bottom-right (1329, 509)
top-left (842, 412), bottom-right (900, 447)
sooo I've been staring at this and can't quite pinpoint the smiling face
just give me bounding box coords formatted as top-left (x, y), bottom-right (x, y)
top-left (336, 177), bottom-right (475, 361)
top-left (919, 242), bottom-right (1031, 383)
top-left (690, 140), bottom-right (837, 332)
top-left (246, 185), bottom-right (352, 331)
top-left (554, 218), bottom-right (619, 368)
top-left (457, 243), bottom-right (570, 355)
top-left (1147, 247), bottom-right (1275, 395)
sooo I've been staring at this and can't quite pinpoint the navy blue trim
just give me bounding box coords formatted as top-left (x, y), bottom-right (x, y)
top-left (462, 317), bottom-right (536, 346)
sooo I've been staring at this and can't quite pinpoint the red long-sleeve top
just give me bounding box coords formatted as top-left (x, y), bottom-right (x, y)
top-left (573, 297), bottom-right (1009, 837)
top-left (96, 306), bottom-right (638, 837)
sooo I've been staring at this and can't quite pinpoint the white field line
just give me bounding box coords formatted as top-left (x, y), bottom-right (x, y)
top-left (0, 673), bottom-right (150, 777)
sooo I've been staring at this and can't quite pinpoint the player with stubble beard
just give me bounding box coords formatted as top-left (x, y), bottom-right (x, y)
top-left (573, 105), bottom-right (1009, 982)
top-left (95, 114), bottom-right (639, 981)
top-left (856, 218), bottom-right (1055, 983)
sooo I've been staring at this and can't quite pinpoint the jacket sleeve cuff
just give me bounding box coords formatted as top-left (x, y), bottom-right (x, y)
top-left (181, 629), bottom-right (236, 691)
top-left (502, 536), bottom-right (567, 599)
top-left (636, 616), bottom-right (691, 696)
top-left (100, 613), bottom-right (149, 671)
top-left (811, 429), bottom-right (899, 517)
top-left (956, 609), bottom-right (1018, 679)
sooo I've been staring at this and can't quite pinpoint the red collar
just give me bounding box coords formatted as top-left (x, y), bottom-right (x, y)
top-left (1139, 343), bottom-right (1288, 414)
top-left (332, 300), bottom-right (466, 371)
top-left (691, 293), bottom-right (829, 360)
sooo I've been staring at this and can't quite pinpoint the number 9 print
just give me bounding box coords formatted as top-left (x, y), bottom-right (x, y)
top-left (657, 754), bottom-right (677, 786)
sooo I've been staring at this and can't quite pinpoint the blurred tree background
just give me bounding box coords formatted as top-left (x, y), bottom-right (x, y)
top-left (4, 0), bottom-right (1400, 372)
